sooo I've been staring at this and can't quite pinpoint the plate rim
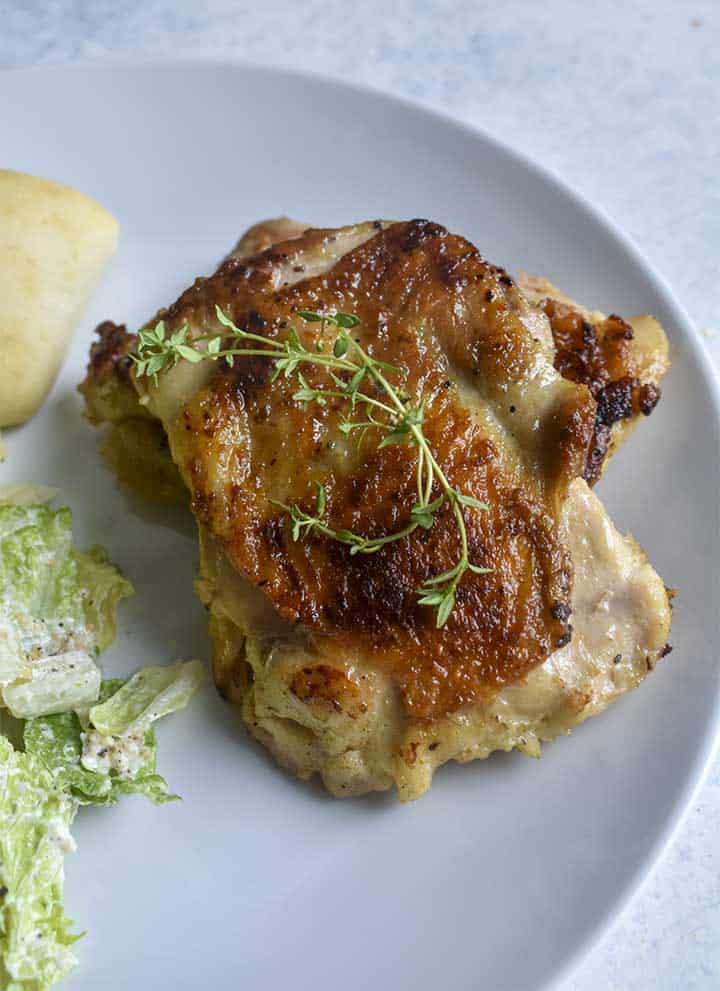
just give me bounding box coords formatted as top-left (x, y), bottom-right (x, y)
top-left (3, 56), bottom-right (720, 990)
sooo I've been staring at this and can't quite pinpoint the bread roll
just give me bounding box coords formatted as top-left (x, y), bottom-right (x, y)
top-left (0, 170), bottom-right (118, 426)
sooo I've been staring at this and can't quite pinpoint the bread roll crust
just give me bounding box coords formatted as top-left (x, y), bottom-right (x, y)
top-left (0, 170), bottom-right (118, 426)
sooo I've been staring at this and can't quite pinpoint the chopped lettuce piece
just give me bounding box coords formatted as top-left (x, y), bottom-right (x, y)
top-left (0, 504), bottom-right (132, 717)
top-left (24, 706), bottom-right (173, 807)
top-left (0, 622), bottom-right (26, 688)
top-left (4, 652), bottom-right (101, 721)
top-left (0, 499), bottom-right (201, 988)
top-left (0, 484), bottom-right (58, 508)
top-left (24, 667), bottom-right (202, 808)
top-left (24, 689), bottom-right (172, 807)
top-left (89, 660), bottom-right (203, 737)
top-left (24, 709), bottom-right (113, 805)
top-left (0, 736), bottom-right (80, 990)
top-left (73, 547), bottom-right (132, 654)
top-left (0, 506), bottom-right (80, 632)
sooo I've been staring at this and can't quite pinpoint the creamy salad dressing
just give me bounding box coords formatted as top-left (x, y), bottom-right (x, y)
top-left (81, 728), bottom-right (150, 780)
top-left (1, 590), bottom-right (98, 714)
top-left (45, 811), bottom-right (77, 854)
top-left (0, 747), bottom-right (78, 984)
top-left (1, 504), bottom-right (203, 987)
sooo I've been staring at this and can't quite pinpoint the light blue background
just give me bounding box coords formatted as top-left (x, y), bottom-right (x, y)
top-left (2, 2), bottom-right (718, 987)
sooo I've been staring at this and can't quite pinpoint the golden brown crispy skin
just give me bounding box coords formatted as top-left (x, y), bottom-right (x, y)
top-left (518, 274), bottom-right (669, 484)
top-left (79, 221), bottom-right (669, 495)
top-left (78, 218), bottom-right (672, 799)
top-left (79, 321), bottom-right (186, 502)
top-left (543, 300), bottom-right (662, 483)
top-left (80, 320), bottom-right (143, 424)
top-left (163, 220), bottom-right (596, 720)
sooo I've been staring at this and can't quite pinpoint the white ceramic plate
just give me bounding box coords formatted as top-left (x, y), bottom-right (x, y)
top-left (2, 62), bottom-right (719, 991)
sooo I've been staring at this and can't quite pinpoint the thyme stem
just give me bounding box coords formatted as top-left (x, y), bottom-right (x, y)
top-left (130, 306), bottom-right (491, 626)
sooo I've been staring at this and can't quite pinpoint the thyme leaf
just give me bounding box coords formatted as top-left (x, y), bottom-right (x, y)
top-left (131, 307), bottom-right (491, 625)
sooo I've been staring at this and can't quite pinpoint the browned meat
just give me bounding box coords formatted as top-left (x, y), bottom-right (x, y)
top-left (78, 218), bottom-right (671, 799)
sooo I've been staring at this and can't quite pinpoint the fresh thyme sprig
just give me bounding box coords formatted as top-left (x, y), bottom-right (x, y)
top-left (130, 306), bottom-right (491, 626)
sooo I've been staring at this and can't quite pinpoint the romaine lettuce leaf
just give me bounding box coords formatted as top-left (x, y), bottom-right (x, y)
top-left (4, 652), bottom-right (102, 721)
top-left (23, 707), bottom-right (174, 808)
top-left (0, 504), bottom-right (132, 718)
top-left (21, 680), bottom-right (125, 806)
top-left (0, 623), bottom-right (26, 689)
top-left (23, 708), bottom-right (114, 805)
top-left (0, 485), bottom-right (58, 508)
top-left (0, 506), bottom-right (81, 632)
top-left (89, 660), bottom-right (203, 737)
top-left (73, 547), bottom-right (132, 655)
top-left (0, 498), bottom-right (201, 989)
top-left (0, 736), bottom-right (80, 990)
top-left (24, 668), bottom-right (202, 808)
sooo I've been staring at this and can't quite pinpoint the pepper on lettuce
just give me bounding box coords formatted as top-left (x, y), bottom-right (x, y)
top-left (24, 662), bottom-right (203, 807)
top-left (0, 503), bottom-right (132, 718)
top-left (0, 495), bottom-right (203, 990)
top-left (3, 663), bottom-right (203, 991)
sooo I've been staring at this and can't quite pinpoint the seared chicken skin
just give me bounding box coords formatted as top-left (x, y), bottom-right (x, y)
top-left (519, 274), bottom-right (668, 483)
top-left (80, 219), bottom-right (671, 799)
top-left (83, 220), bottom-right (669, 496)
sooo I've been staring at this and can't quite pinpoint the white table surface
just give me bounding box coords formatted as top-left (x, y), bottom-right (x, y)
top-left (2, 1), bottom-right (719, 988)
